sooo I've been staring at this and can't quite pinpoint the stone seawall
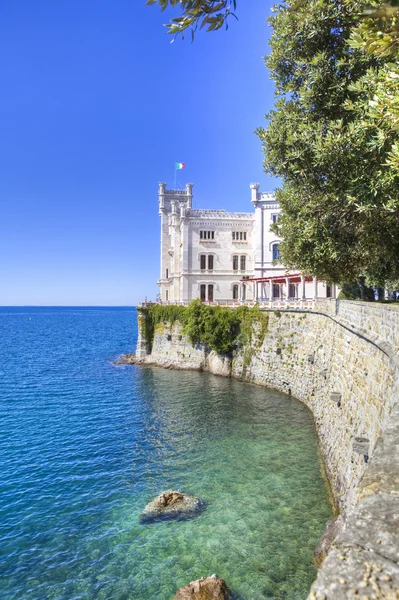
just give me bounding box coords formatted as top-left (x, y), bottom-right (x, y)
top-left (134, 300), bottom-right (399, 599)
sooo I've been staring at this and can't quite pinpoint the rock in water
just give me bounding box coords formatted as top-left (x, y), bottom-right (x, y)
top-left (140, 490), bottom-right (205, 523)
top-left (314, 514), bottom-right (345, 567)
top-left (112, 353), bottom-right (138, 365)
top-left (173, 574), bottom-right (231, 600)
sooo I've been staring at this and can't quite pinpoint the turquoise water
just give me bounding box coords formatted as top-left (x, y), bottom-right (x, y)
top-left (0, 307), bottom-right (332, 600)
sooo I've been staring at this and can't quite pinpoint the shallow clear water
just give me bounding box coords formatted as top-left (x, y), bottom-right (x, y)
top-left (0, 307), bottom-right (332, 600)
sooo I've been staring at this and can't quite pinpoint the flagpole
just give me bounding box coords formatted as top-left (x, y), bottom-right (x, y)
top-left (174, 161), bottom-right (176, 190)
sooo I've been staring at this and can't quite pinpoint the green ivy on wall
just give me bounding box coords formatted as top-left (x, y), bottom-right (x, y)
top-left (138, 300), bottom-right (269, 356)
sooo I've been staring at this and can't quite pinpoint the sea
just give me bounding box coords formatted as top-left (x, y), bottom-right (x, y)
top-left (0, 307), bottom-right (332, 600)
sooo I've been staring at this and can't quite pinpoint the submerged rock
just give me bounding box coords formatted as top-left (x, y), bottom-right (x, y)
top-left (173, 574), bottom-right (231, 600)
top-left (314, 514), bottom-right (345, 567)
top-left (141, 490), bottom-right (205, 523)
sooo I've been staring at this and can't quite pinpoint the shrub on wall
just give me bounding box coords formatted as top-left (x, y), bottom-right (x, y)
top-left (139, 301), bottom-right (269, 356)
top-left (184, 299), bottom-right (241, 354)
top-left (138, 304), bottom-right (188, 353)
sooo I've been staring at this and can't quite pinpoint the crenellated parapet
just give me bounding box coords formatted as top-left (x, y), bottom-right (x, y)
top-left (158, 183), bottom-right (193, 215)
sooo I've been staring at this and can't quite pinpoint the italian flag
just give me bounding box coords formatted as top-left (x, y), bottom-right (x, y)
top-left (176, 162), bottom-right (185, 170)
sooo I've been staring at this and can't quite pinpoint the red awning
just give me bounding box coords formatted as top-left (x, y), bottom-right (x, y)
top-left (240, 274), bottom-right (316, 284)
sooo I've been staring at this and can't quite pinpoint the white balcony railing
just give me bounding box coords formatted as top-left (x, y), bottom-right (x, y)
top-left (139, 299), bottom-right (316, 310)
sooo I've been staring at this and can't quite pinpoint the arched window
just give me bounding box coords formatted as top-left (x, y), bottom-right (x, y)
top-left (166, 268), bottom-right (169, 279)
top-left (272, 244), bottom-right (281, 262)
top-left (233, 255), bottom-right (239, 271)
top-left (240, 255), bottom-right (246, 271)
top-left (200, 255), bottom-right (206, 270)
top-left (208, 255), bottom-right (214, 270)
top-left (232, 285), bottom-right (239, 300)
top-left (208, 284), bottom-right (214, 302)
top-left (200, 284), bottom-right (206, 302)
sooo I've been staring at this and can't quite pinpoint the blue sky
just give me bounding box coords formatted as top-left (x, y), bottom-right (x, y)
top-left (0, 0), bottom-right (278, 305)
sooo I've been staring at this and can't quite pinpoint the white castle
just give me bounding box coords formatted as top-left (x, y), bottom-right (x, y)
top-left (157, 182), bottom-right (334, 305)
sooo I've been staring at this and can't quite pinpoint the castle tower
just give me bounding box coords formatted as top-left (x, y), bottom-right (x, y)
top-left (251, 184), bottom-right (283, 279)
top-left (158, 183), bottom-right (193, 303)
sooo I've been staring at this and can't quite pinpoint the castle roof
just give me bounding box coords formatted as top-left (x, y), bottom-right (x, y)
top-left (189, 209), bottom-right (254, 219)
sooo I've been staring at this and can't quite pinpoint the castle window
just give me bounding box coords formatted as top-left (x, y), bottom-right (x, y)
top-left (233, 285), bottom-right (239, 300)
top-left (272, 214), bottom-right (281, 224)
top-left (200, 230), bottom-right (215, 240)
top-left (166, 290), bottom-right (168, 301)
top-left (240, 255), bottom-right (246, 271)
top-left (208, 285), bottom-right (214, 302)
top-left (326, 285), bottom-right (332, 298)
top-left (272, 243), bottom-right (281, 262)
top-left (232, 231), bottom-right (247, 241)
top-left (208, 255), bottom-right (214, 270)
top-left (166, 268), bottom-right (169, 279)
top-left (200, 255), bottom-right (206, 270)
top-left (200, 284), bottom-right (206, 302)
top-left (233, 255), bottom-right (239, 271)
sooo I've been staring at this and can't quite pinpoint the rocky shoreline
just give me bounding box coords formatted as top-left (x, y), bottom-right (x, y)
top-left (113, 353), bottom-right (140, 365)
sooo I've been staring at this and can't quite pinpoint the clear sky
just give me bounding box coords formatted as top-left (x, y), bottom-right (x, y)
top-left (0, 0), bottom-right (278, 306)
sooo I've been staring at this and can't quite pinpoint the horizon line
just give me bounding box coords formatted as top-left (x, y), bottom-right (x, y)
top-left (0, 305), bottom-right (137, 308)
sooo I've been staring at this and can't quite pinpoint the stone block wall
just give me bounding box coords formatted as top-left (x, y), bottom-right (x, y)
top-left (315, 298), bottom-right (399, 354)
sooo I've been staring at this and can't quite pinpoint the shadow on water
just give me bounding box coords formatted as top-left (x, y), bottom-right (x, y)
top-left (231, 592), bottom-right (250, 600)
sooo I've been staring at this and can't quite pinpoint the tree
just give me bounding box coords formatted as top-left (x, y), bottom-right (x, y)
top-left (256, 0), bottom-right (399, 287)
top-left (146, 0), bottom-right (236, 39)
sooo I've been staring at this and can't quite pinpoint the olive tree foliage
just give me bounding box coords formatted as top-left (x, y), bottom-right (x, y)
top-left (351, 1), bottom-right (399, 291)
top-left (349, 2), bottom-right (399, 175)
top-left (256, 0), bottom-right (399, 287)
top-left (146, 0), bottom-right (236, 39)
top-left (351, 1), bottom-right (399, 58)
